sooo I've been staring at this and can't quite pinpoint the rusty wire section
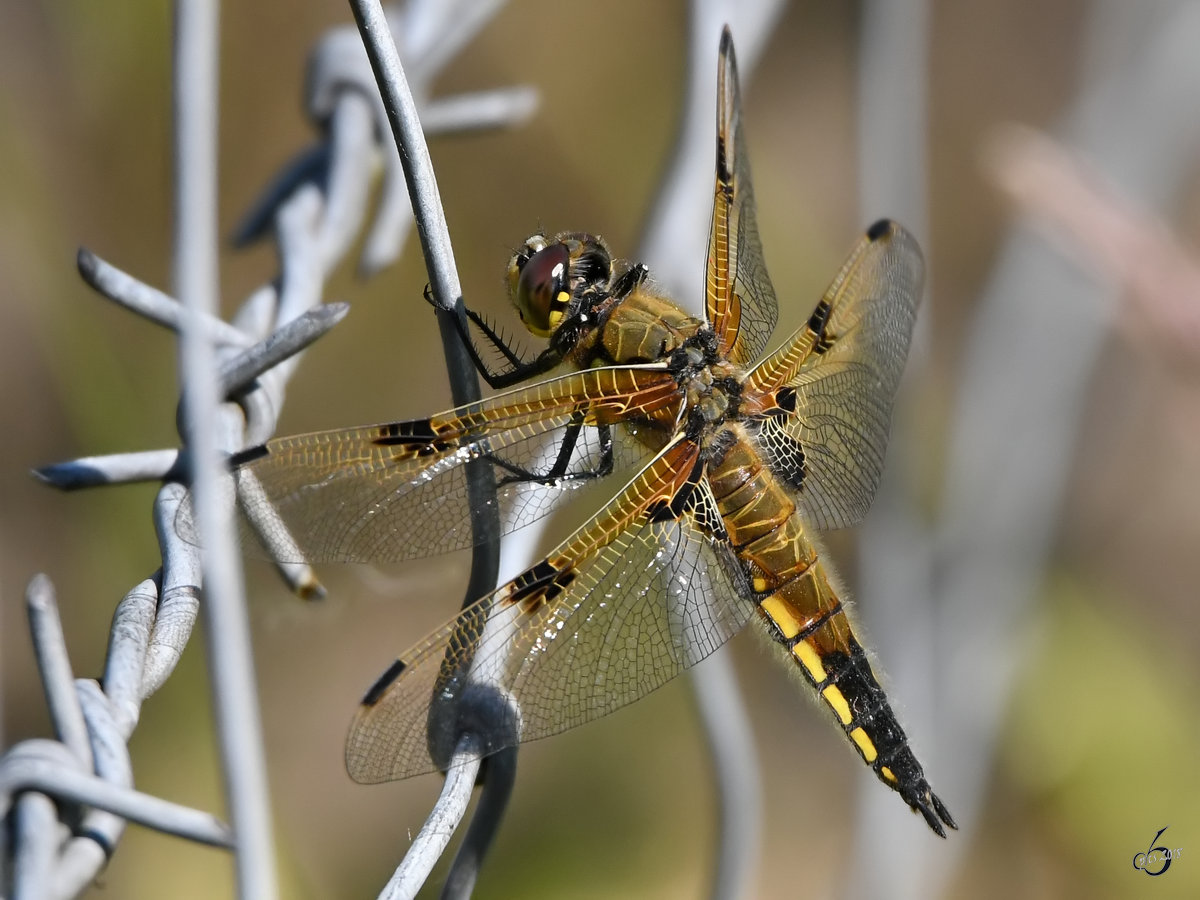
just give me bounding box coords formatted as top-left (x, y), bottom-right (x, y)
top-left (0, 2), bottom-right (533, 896)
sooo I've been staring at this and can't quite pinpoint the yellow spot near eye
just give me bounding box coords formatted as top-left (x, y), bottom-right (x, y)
top-left (822, 685), bottom-right (852, 725)
top-left (849, 727), bottom-right (877, 763)
top-left (881, 766), bottom-right (897, 783)
top-left (793, 642), bottom-right (828, 683)
top-left (760, 596), bottom-right (799, 639)
top-left (555, 291), bottom-right (570, 305)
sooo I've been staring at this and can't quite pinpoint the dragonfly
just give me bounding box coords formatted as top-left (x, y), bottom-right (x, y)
top-left (218, 27), bottom-right (955, 836)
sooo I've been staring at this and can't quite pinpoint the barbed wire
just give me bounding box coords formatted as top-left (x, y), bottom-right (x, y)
top-left (1, 2), bottom-right (533, 896)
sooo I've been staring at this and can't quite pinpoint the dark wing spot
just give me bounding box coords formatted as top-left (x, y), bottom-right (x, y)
top-left (361, 659), bottom-right (407, 707)
top-left (866, 218), bottom-right (895, 242)
top-left (373, 418), bottom-right (437, 446)
top-left (720, 25), bottom-right (734, 58)
top-left (716, 135), bottom-right (733, 186)
top-left (807, 299), bottom-right (832, 336)
top-left (508, 560), bottom-right (577, 613)
top-left (806, 299), bottom-right (836, 355)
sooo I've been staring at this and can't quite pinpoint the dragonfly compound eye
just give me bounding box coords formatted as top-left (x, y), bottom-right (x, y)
top-left (512, 242), bottom-right (572, 337)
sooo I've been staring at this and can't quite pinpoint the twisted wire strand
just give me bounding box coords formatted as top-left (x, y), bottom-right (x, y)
top-left (2, 3), bottom-right (533, 896)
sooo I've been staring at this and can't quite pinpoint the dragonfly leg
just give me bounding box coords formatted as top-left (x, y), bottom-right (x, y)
top-left (425, 287), bottom-right (564, 389)
top-left (488, 418), bottom-right (613, 487)
top-left (609, 263), bottom-right (648, 301)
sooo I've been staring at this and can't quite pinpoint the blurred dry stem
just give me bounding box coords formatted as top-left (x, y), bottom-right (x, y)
top-left (989, 124), bottom-right (1200, 373)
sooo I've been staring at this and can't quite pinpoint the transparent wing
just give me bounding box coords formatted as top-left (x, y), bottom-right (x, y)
top-left (748, 220), bottom-right (924, 530)
top-left (345, 436), bottom-right (757, 783)
top-left (705, 27), bottom-right (779, 367)
top-left (177, 365), bottom-right (681, 563)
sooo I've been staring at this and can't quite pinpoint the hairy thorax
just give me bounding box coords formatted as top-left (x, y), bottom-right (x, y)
top-left (570, 286), bottom-right (748, 461)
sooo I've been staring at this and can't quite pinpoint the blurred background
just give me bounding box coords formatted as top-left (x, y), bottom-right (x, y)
top-left (3, 1), bottom-right (1200, 897)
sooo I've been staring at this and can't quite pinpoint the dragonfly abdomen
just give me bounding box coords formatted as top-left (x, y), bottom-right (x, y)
top-left (753, 554), bottom-right (956, 836)
top-left (707, 430), bottom-right (955, 836)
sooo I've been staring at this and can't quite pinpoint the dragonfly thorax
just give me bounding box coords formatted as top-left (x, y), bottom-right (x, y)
top-left (666, 327), bottom-right (743, 443)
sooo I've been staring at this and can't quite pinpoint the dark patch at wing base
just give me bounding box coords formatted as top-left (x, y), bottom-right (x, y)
top-left (756, 414), bottom-right (807, 494)
top-left (646, 456), bottom-right (706, 524)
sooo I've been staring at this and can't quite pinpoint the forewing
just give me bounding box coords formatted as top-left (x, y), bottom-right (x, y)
top-left (346, 437), bottom-right (756, 783)
top-left (749, 220), bottom-right (923, 530)
top-left (179, 366), bottom-right (680, 563)
top-left (705, 27), bottom-right (779, 367)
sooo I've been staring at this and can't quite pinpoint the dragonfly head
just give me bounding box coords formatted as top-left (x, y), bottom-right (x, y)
top-left (508, 232), bottom-right (612, 337)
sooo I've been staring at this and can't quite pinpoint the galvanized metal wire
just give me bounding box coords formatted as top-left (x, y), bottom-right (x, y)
top-left (347, 1), bottom-right (505, 895)
top-left (0, 2), bottom-right (534, 896)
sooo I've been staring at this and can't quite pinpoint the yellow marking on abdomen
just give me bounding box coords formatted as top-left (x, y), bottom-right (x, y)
top-left (793, 641), bottom-right (828, 683)
top-left (759, 595), bottom-right (799, 639)
top-left (822, 685), bottom-right (852, 725)
top-left (880, 766), bottom-right (897, 783)
top-left (849, 727), bottom-right (878, 763)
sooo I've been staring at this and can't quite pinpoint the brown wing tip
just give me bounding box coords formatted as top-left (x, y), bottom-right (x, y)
top-left (716, 27), bottom-right (740, 183)
top-left (719, 26), bottom-right (737, 89)
top-left (866, 218), bottom-right (898, 242)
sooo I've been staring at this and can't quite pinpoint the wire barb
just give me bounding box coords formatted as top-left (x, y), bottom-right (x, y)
top-left (76, 246), bottom-right (253, 347)
top-left (34, 449), bottom-right (182, 491)
top-left (26, 576), bottom-right (93, 773)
